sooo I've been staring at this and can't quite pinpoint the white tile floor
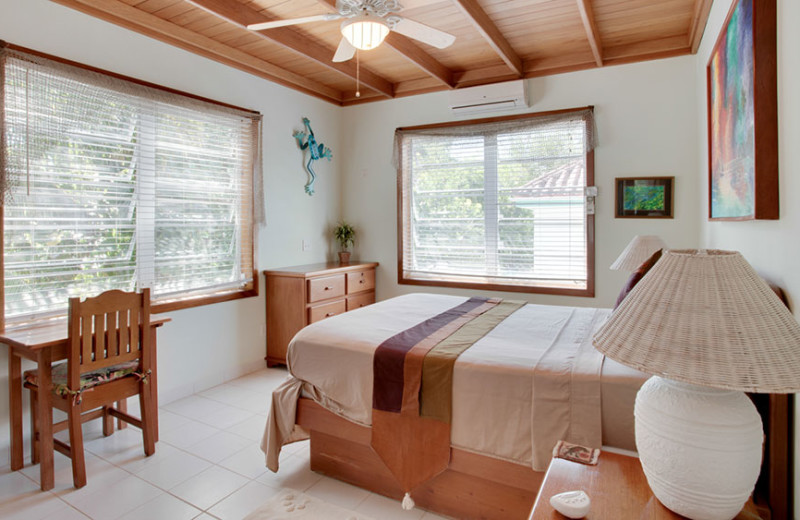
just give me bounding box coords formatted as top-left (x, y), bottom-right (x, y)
top-left (0, 367), bottom-right (451, 520)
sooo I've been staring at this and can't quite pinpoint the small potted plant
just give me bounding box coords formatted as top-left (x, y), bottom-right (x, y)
top-left (333, 221), bottom-right (355, 264)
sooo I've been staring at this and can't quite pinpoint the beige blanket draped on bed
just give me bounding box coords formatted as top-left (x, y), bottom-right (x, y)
top-left (530, 306), bottom-right (607, 469)
top-left (262, 294), bottom-right (625, 473)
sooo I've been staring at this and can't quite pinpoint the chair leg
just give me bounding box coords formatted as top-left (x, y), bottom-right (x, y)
top-left (139, 383), bottom-right (155, 457)
top-left (116, 399), bottom-right (128, 430)
top-left (67, 403), bottom-right (87, 488)
top-left (29, 388), bottom-right (40, 464)
top-left (102, 406), bottom-right (114, 437)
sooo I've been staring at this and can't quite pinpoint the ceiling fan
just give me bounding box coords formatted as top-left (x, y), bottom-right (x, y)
top-left (246, 0), bottom-right (456, 63)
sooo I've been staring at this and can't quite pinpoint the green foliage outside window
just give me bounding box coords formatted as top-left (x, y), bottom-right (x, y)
top-left (410, 125), bottom-right (585, 278)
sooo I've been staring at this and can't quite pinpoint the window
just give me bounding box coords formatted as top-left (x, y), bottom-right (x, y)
top-left (0, 45), bottom-right (262, 324)
top-left (396, 107), bottom-right (595, 296)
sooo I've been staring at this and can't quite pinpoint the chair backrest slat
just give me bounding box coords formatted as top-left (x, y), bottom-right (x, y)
top-left (67, 298), bottom-right (81, 391)
top-left (130, 306), bottom-right (139, 357)
top-left (81, 315), bottom-right (92, 369)
top-left (119, 308), bottom-right (129, 357)
top-left (140, 295), bottom-right (151, 368)
top-left (67, 289), bottom-right (151, 391)
top-left (94, 313), bottom-right (105, 363)
top-left (106, 310), bottom-right (118, 358)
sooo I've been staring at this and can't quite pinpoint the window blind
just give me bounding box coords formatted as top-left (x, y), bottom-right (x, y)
top-left (396, 108), bottom-right (595, 294)
top-left (1, 46), bottom-right (261, 321)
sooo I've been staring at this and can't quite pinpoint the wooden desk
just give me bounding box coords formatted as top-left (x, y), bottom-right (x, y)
top-left (529, 451), bottom-right (763, 520)
top-left (3, 317), bottom-right (169, 491)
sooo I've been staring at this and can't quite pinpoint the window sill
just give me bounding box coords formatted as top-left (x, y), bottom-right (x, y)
top-left (4, 283), bottom-right (260, 329)
top-left (151, 285), bottom-right (259, 314)
top-left (399, 274), bottom-right (594, 298)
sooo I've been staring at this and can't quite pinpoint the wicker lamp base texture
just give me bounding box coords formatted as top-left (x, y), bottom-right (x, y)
top-left (634, 377), bottom-right (763, 520)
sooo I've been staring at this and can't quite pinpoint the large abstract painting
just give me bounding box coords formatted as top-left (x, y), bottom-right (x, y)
top-left (707, 0), bottom-right (777, 220)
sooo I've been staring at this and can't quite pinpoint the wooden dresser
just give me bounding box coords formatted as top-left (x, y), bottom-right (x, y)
top-left (263, 261), bottom-right (378, 367)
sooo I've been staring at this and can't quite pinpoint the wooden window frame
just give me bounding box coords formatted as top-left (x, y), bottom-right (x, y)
top-left (0, 43), bottom-right (260, 330)
top-left (396, 108), bottom-right (595, 298)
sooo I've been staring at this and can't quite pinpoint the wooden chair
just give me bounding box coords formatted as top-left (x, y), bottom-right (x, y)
top-left (24, 289), bottom-right (156, 488)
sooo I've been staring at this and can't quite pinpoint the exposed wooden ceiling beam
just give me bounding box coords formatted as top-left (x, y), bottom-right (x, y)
top-left (343, 36), bottom-right (692, 105)
top-left (49, 0), bottom-right (343, 104)
top-left (383, 33), bottom-right (454, 87)
top-left (450, 0), bottom-right (524, 77)
top-left (689, 0), bottom-right (714, 53)
top-left (313, 0), bottom-right (454, 88)
top-left (576, 0), bottom-right (603, 67)
top-left (186, 0), bottom-right (394, 98)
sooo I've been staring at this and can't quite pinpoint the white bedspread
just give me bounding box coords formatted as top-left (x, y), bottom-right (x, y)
top-left (262, 293), bottom-right (647, 472)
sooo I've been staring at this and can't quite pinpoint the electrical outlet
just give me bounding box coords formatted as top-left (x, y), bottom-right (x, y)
top-left (302, 239), bottom-right (311, 251)
top-left (260, 324), bottom-right (266, 337)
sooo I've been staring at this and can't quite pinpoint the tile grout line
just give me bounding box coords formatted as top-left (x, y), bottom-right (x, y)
top-left (7, 369), bottom-right (289, 520)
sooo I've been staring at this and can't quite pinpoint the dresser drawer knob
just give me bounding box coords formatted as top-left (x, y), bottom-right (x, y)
top-left (324, 286), bottom-right (332, 290)
top-left (359, 280), bottom-right (364, 284)
top-left (326, 312), bottom-right (336, 317)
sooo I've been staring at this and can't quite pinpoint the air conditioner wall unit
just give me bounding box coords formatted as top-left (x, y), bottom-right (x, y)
top-left (449, 80), bottom-right (529, 116)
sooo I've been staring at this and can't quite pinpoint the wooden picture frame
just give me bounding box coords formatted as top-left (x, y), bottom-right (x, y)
top-left (614, 177), bottom-right (674, 219)
top-left (707, 0), bottom-right (778, 221)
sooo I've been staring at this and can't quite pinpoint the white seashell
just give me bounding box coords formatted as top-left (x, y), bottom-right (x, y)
top-left (549, 490), bottom-right (591, 519)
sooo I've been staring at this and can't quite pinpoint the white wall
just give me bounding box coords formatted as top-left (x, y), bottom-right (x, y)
top-left (0, 0), bottom-right (342, 465)
top-left (696, 1), bottom-right (800, 516)
top-left (340, 56), bottom-right (701, 308)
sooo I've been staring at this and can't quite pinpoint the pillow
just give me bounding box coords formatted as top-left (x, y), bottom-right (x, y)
top-left (614, 249), bottom-right (663, 309)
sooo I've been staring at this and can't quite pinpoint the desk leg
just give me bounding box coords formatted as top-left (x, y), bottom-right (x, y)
top-left (150, 326), bottom-right (159, 443)
top-left (8, 348), bottom-right (23, 471)
top-left (36, 349), bottom-right (54, 491)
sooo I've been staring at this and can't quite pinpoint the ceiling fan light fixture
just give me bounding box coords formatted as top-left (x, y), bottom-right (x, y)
top-left (341, 13), bottom-right (390, 51)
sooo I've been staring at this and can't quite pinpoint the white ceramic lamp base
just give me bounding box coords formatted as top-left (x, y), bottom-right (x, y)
top-left (634, 376), bottom-right (763, 520)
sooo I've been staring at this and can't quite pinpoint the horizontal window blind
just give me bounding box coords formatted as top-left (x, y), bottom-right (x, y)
top-left (1, 47), bottom-right (261, 321)
top-left (396, 108), bottom-right (595, 293)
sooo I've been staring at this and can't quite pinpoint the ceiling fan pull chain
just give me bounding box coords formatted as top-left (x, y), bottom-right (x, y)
top-left (356, 50), bottom-right (361, 98)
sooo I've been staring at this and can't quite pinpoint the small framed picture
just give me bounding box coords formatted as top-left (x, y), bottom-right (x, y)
top-left (615, 177), bottom-right (674, 218)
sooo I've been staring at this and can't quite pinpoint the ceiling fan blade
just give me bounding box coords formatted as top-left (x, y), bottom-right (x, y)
top-left (391, 17), bottom-right (456, 49)
top-left (332, 38), bottom-right (357, 62)
top-left (395, 0), bottom-right (433, 9)
top-left (247, 14), bottom-right (341, 31)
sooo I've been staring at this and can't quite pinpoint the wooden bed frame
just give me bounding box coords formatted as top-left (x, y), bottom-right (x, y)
top-left (292, 284), bottom-right (793, 519)
top-left (296, 398), bottom-right (544, 520)
top-left (295, 394), bottom-right (792, 520)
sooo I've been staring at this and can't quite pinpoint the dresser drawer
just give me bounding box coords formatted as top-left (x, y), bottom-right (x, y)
top-left (347, 269), bottom-right (375, 294)
top-left (308, 274), bottom-right (345, 303)
top-left (347, 292), bottom-right (375, 311)
top-left (308, 299), bottom-right (347, 324)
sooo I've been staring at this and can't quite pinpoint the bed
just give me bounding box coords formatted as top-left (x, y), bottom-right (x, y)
top-left (261, 293), bottom-right (791, 520)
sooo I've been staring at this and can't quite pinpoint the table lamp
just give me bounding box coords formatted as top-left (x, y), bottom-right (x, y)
top-left (610, 235), bottom-right (667, 271)
top-left (593, 249), bottom-right (800, 520)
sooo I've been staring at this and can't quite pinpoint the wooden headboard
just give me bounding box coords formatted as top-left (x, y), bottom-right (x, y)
top-left (751, 392), bottom-right (793, 519)
top-left (752, 283), bottom-right (795, 519)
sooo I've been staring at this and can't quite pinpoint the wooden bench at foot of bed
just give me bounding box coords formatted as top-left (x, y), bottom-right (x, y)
top-left (296, 397), bottom-right (545, 520)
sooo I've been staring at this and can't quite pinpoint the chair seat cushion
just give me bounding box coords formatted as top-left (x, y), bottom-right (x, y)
top-left (24, 360), bottom-right (140, 398)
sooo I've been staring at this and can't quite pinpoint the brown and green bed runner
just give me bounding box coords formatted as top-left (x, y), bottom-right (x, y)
top-left (371, 296), bottom-right (525, 496)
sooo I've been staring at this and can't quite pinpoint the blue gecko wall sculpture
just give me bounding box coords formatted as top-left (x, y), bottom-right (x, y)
top-left (293, 117), bottom-right (332, 196)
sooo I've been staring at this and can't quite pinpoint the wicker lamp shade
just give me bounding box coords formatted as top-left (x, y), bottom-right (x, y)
top-left (594, 249), bottom-right (800, 393)
top-left (610, 235), bottom-right (667, 271)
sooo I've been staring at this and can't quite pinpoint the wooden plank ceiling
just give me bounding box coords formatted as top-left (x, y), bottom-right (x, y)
top-left (49, 0), bottom-right (714, 106)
